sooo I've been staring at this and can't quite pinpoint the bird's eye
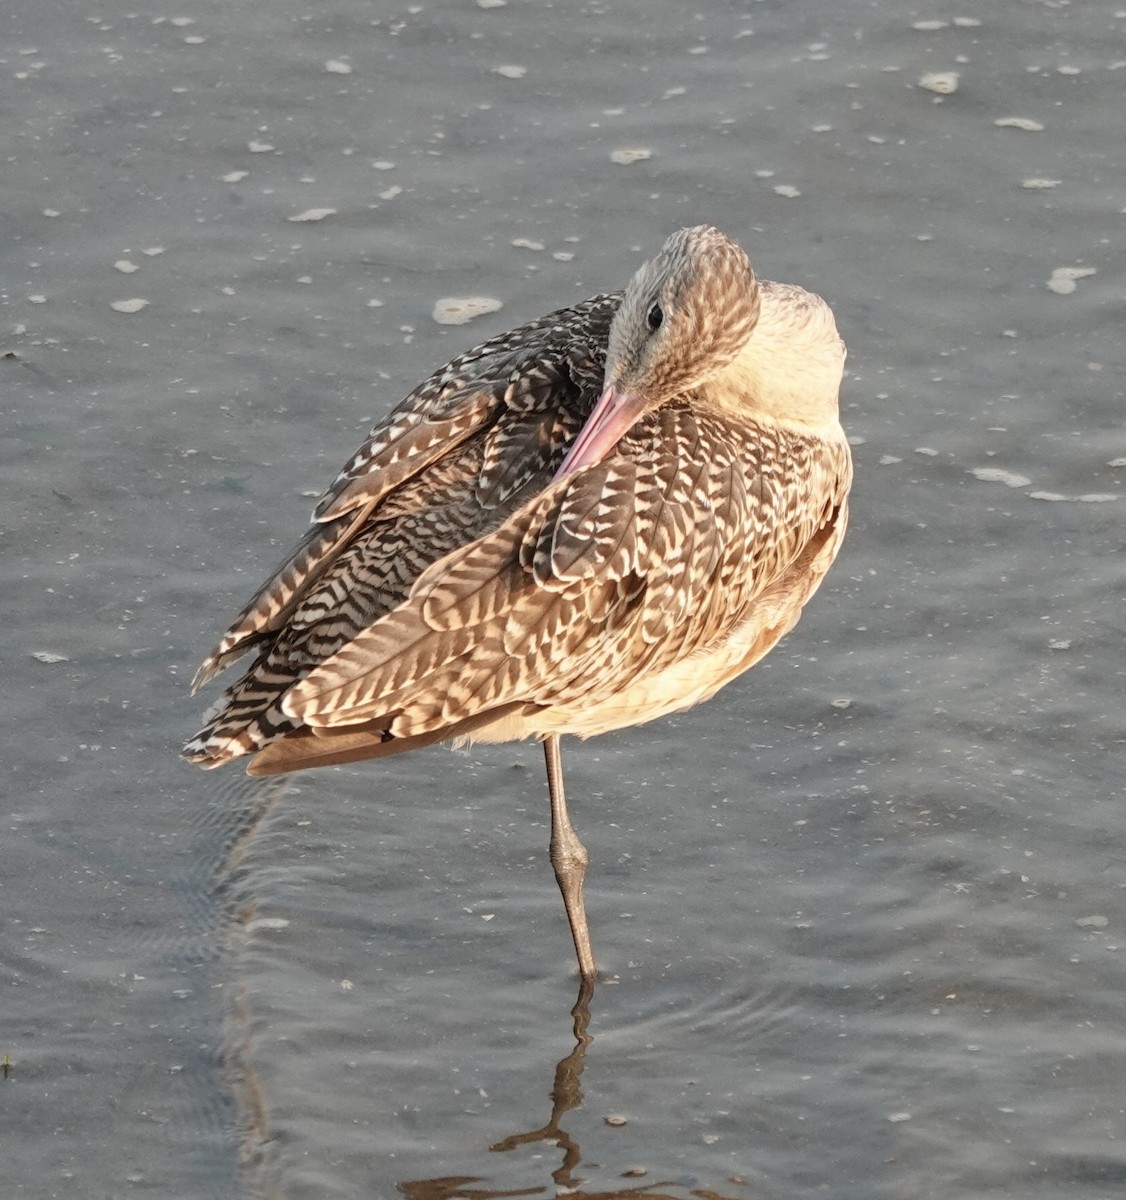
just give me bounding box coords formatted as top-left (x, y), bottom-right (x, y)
top-left (646, 302), bottom-right (664, 332)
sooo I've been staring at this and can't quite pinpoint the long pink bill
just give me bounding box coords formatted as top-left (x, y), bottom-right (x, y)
top-left (554, 384), bottom-right (647, 478)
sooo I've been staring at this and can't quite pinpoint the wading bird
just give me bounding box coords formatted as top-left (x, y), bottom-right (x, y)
top-left (184, 226), bottom-right (853, 981)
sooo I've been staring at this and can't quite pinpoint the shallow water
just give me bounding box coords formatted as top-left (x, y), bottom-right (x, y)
top-left (4, 1), bottom-right (1124, 1197)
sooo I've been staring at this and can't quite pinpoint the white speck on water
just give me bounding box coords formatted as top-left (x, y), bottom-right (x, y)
top-left (481, 913), bottom-right (495, 921)
top-left (511, 238), bottom-right (545, 251)
top-left (1107, 458), bottom-right (1126, 468)
top-left (477, 0), bottom-right (506, 8)
top-left (702, 1133), bottom-right (720, 1145)
top-left (1046, 266), bottom-right (1096, 295)
top-left (880, 455), bottom-right (902, 465)
top-left (1029, 491), bottom-right (1118, 503)
top-left (1022, 178), bottom-right (1060, 189)
top-left (552, 251), bottom-right (575, 261)
top-left (170, 16), bottom-right (195, 26)
top-left (325, 59), bottom-right (352, 74)
top-left (912, 20), bottom-right (948, 31)
top-left (182, 35), bottom-right (206, 45)
top-left (1057, 64), bottom-right (1081, 75)
top-left (366, 298), bottom-right (384, 308)
top-left (32, 650), bottom-right (69, 664)
top-left (953, 16), bottom-right (981, 26)
top-left (919, 71), bottom-right (959, 94)
top-left (248, 140), bottom-right (275, 153)
top-left (432, 296), bottom-right (503, 325)
top-left (247, 917), bottom-right (290, 933)
top-left (288, 208), bottom-right (336, 222)
top-left (811, 123), bottom-right (833, 132)
top-left (143, 247), bottom-right (165, 256)
top-left (493, 64), bottom-right (527, 79)
top-left (888, 1111), bottom-right (913, 1123)
top-left (773, 184), bottom-right (801, 198)
top-left (28, 294), bottom-right (47, 304)
top-left (611, 147), bottom-right (652, 164)
top-left (372, 160), bottom-right (396, 170)
top-left (995, 117), bottom-right (1044, 131)
top-left (223, 170), bottom-right (249, 183)
top-left (111, 298), bottom-right (148, 313)
top-left (43, 209), bottom-right (60, 217)
top-left (831, 698), bottom-right (852, 709)
top-left (915, 447), bottom-right (938, 457)
top-left (1048, 640), bottom-right (1072, 651)
top-left (604, 1114), bottom-right (628, 1127)
top-left (378, 186), bottom-right (401, 200)
top-left (664, 86), bottom-right (687, 98)
top-left (970, 467), bottom-right (1031, 488)
top-left (340, 978), bottom-right (354, 990)
top-left (1076, 915), bottom-right (1109, 929)
top-left (114, 260), bottom-right (138, 273)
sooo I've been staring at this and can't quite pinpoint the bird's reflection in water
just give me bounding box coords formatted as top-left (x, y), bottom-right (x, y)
top-left (487, 978), bottom-right (594, 1187)
top-left (396, 981), bottom-right (745, 1200)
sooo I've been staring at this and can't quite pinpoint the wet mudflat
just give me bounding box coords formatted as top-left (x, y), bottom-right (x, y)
top-left (4, 2), bottom-right (1124, 1197)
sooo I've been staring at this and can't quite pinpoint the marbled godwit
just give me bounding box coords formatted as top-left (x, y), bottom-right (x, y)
top-left (184, 226), bottom-right (852, 981)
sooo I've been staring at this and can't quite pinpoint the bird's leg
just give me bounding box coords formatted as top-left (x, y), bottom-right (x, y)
top-left (543, 734), bottom-right (596, 981)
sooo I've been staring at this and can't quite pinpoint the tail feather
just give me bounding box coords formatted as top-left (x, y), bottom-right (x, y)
top-left (245, 701), bottom-right (530, 776)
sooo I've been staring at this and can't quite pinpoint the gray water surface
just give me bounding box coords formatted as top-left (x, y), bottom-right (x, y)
top-left (4, 2), bottom-right (1124, 1197)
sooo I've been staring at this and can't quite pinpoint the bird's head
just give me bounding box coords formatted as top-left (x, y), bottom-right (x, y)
top-left (558, 226), bottom-right (761, 475)
top-left (607, 225), bottom-right (761, 399)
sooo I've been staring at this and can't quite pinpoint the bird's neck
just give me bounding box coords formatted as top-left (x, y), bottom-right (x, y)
top-left (700, 287), bottom-right (846, 435)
